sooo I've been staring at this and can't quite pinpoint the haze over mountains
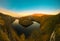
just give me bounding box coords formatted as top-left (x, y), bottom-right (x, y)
top-left (0, 8), bottom-right (20, 17)
top-left (0, 8), bottom-right (58, 18)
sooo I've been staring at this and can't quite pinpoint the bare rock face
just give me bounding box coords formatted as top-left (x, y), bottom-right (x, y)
top-left (19, 16), bottom-right (33, 27)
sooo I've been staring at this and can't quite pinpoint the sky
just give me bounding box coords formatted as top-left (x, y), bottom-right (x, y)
top-left (0, 0), bottom-right (60, 14)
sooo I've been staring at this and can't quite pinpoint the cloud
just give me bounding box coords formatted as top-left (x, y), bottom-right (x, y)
top-left (18, 10), bottom-right (60, 15)
top-left (0, 8), bottom-right (20, 17)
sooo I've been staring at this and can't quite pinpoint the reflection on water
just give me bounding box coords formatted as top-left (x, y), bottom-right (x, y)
top-left (12, 21), bottom-right (40, 37)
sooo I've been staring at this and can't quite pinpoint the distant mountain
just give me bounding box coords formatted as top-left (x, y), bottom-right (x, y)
top-left (31, 13), bottom-right (48, 17)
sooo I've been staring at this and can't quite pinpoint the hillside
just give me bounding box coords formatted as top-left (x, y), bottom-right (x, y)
top-left (0, 13), bottom-right (21, 41)
top-left (0, 12), bottom-right (60, 41)
top-left (30, 13), bottom-right (60, 41)
top-left (19, 13), bottom-right (60, 41)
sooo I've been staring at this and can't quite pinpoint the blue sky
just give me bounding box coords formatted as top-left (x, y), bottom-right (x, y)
top-left (0, 0), bottom-right (60, 14)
